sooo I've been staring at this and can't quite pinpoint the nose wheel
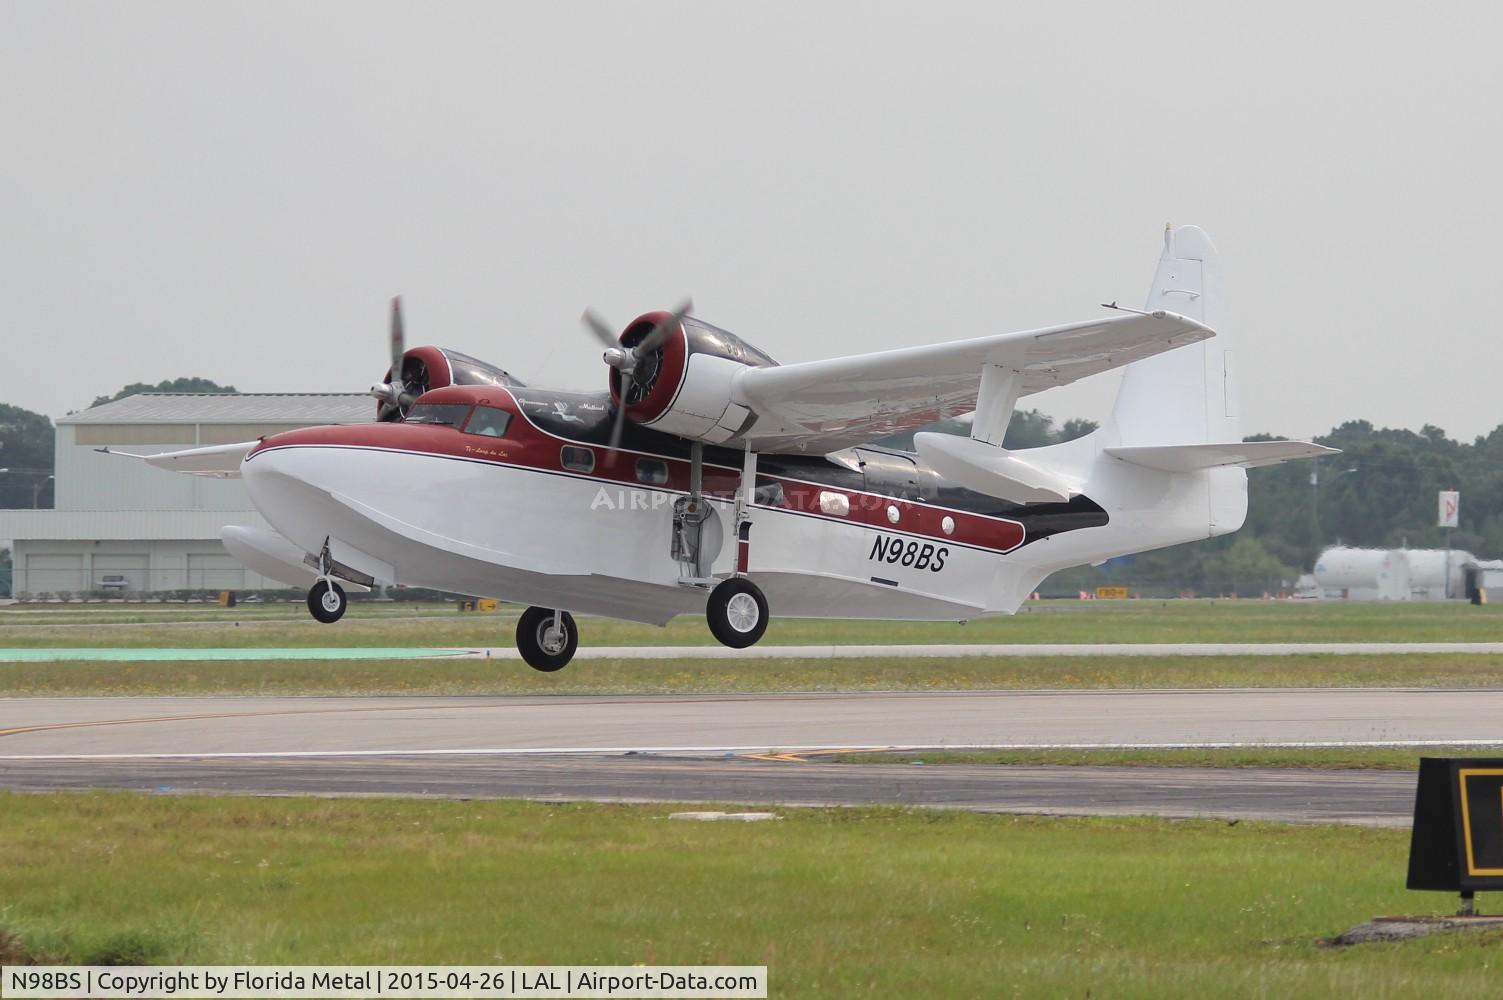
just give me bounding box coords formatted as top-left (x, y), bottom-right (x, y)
top-left (307, 579), bottom-right (347, 623)
top-left (707, 577), bottom-right (768, 648)
top-left (517, 606), bottom-right (578, 672)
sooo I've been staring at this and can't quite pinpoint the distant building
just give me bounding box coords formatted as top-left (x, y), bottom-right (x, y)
top-left (0, 393), bottom-right (370, 596)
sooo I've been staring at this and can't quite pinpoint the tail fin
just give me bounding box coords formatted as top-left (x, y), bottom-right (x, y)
top-left (1109, 225), bottom-right (1238, 447)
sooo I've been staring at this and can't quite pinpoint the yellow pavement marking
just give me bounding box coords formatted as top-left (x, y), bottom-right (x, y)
top-left (0, 708), bottom-right (362, 739)
top-left (742, 747), bottom-right (891, 763)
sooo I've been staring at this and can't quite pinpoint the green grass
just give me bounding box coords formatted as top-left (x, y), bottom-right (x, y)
top-left (0, 602), bottom-right (467, 626)
top-left (4, 598), bottom-right (1503, 648)
top-left (5, 599), bottom-right (1502, 696)
top-left (0, 793), bottom-right (1496, 997)
top-left (4, 652), bottom-right (1503, 696)
top-left (832, 747), bottom-right (1503, 771)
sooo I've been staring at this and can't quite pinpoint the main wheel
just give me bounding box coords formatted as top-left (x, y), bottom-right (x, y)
top-left (707, 577), bottom-right (769, 648)
top-left (307, 580), bottom-right (347, 623)
top-left (516, 606), bottom-right (578, 672)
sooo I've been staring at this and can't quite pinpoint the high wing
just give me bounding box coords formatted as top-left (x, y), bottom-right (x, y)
top-left (96, 440), bottom-right (258, 478)
top-left (732, 310), bottom-right (1213, 453)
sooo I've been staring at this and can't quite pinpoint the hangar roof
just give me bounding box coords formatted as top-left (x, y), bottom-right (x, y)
top-left (60, 393), bottom-right (373, 426)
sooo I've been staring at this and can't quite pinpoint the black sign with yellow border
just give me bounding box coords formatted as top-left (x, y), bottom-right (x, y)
top-left (1407, 758), bottom-right (1503, 892)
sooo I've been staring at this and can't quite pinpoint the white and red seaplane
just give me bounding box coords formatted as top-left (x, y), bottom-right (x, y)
top-left (117, 225), bottom-right (1333, 670)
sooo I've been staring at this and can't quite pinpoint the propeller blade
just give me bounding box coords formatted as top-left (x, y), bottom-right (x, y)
top-left (609, 371), bottom-right (633, 456)
top-left (581, 309), bottom-right (620, 350)
top-left (634, 298), bottom-right (693, 357)
top-left (390, 296), bottom-right (406, 385)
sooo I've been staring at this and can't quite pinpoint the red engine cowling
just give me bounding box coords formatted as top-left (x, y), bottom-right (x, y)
top-left (609, 312), bottom-right (778, 444)
top-left (375, 346), bottom-right (454, 421)
top-left (376, 347), bottom-right (525, 421)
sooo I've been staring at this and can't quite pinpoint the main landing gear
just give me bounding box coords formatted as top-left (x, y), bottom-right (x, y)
top-left (512, 445), bottom-right (771, 672)
top-left (513, 580), bottom-right (767, 672)
top-left (517, 606), bottom-right (579, 672)
top-left (307, 579), bottom-right (347, 623)
top-left (707, 577), bottom-right (768, 648)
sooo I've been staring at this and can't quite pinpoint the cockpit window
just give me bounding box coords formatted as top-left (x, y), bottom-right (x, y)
top-left (404, 403), bottom-right (471, 426)
top-left (464, 406), bottom-right (512, 437)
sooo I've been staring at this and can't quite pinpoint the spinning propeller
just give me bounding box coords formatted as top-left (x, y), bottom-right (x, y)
top-left (369, 297), bottom-right (426, 421)
top-left (581, 299), bottom-right (693, 451)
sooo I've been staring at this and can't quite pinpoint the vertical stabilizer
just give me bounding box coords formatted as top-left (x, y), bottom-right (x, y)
top-left (1110, 225), bottom-right (1238, 447)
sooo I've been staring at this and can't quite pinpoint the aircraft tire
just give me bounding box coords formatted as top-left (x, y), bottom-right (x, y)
top-left (517, 606), bottom-right (578, 672)
top-left (707, 577), bottom-right (769, 649)
top-left (307, 580), bottom-right (347, 623)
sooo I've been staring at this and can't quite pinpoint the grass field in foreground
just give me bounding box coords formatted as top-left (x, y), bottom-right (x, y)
top-left (832, 747), bottom-right (1503, 771)
top-left (0, 793), bottom-right (1495, 998)
top-left (4, 598), bottom-right (1503, 648)
top-left (4, 652), bottom-right (1503, 696)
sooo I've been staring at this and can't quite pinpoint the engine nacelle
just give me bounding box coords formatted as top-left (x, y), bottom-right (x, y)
top-left (610, 312), bottom-right (777, 444)
top-left (376, 346), bottom-right (525, 422)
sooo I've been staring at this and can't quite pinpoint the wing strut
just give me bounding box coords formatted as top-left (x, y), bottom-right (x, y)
top-left (734, 444), bottom-right (758, 576)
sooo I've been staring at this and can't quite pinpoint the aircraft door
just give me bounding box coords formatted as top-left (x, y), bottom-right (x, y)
top-left (854, 449), bottom-right (931, 536)
top-left (854, 450), bottom-right (922, 501)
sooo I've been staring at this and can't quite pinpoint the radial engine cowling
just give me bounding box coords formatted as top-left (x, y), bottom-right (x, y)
top-left (609, 312), bottom-right (777, 444)
top-left (375, 346), bottom-right (526, 422)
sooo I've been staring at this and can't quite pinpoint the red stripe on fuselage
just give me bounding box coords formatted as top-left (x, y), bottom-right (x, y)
top-left (249, 389), bottom-right (1026, 555)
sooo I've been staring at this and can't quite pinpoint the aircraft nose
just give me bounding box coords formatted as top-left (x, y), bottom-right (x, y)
top-left (242, 441), bottom-right (298, 487)
top-left (240, 441), bottom-right (340, 555)
top-left (244, 436), bottom-right (334, 489)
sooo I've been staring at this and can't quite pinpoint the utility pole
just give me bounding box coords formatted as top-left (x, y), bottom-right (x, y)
top-left (1308, 458), bottom-right (1322, 563)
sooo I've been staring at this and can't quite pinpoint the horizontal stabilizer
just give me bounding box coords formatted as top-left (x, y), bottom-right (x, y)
top-left (96, 441), bottom-right (258, 478)
top-left (914, 432), bottom-right (1076, 504)
top-left (1105, 440), bottom-right (1339, 472)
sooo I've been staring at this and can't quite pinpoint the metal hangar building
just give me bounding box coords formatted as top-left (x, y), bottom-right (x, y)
top-left (0, 393), bottom-right (371, 597)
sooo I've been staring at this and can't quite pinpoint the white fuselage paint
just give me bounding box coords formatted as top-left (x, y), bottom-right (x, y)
top-left (240, 432), bottom-right (1228, 626)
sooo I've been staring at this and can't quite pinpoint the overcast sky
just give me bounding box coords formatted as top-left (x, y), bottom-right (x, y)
top-left (4, 3), bottom-right (1500, 441)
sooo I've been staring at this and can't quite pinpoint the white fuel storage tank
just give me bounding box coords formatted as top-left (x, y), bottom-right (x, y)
top-left (1312, 547), bottom-right (1412, 600)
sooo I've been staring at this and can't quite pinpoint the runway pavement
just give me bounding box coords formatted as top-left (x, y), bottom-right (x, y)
top-left (3, 688), bottom-right (1500, 755)
top-left (0, 688), bottom-right (1495, 825)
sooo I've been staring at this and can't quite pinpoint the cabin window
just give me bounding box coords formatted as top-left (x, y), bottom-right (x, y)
top-left (561, 446), bottom-right (595, 473)
top-left (635, 458), bottom-right (669, 486)
top-left (464, 406), bottom-right (512, 438)
top-left (753, 479), bottom-right (786, 507)
top-left (404, 403), bottom-right (471, 426)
